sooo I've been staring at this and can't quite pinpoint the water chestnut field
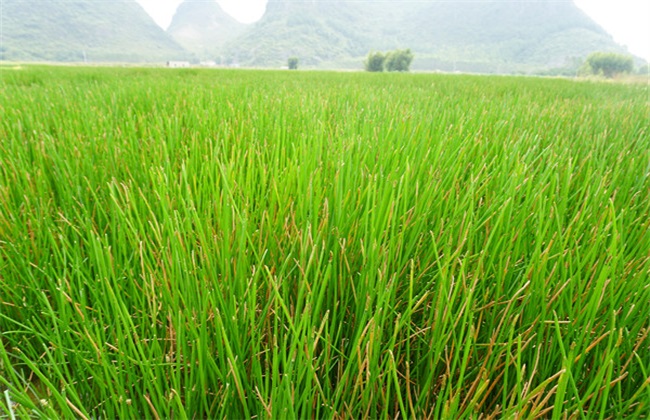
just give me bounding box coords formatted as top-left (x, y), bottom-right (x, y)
top-left (0, 66), bottom-right (649, 418)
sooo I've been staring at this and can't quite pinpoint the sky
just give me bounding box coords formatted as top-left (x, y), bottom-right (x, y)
top-left (136, 0), bottom-right (267, 26)
top-left (136, 0), bottom-right (650, 61)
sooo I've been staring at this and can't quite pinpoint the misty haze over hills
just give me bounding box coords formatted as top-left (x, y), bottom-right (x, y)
top-left (209, 0), bottom-right (628, 73)
top-left (0, 0), bottom-right (635, 73)
top-left (0, 0), bottom-right (188, 63)
top-left (167, 1), bottom-right (246, 59)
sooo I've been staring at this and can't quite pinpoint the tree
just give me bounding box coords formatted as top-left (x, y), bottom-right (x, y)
top-left (385, 49), bottom-right (414, 72)
top-left (288, 57), bottom-right (299, 70)
top-left (585, 52), bottom-right (633, 78)
top-left (364, 51), bottom-right (386, 72)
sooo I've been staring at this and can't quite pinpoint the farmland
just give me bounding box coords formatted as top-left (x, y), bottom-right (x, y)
top-left (0, 66), bottom-right (649, 418)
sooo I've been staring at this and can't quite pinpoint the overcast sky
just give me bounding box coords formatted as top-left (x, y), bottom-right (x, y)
top-left (136, 0), bottom-right (650, 61)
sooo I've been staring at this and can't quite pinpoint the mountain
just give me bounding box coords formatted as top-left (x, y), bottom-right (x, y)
top-left (167, 0), bottom-right (246, 61)
top-left (0, 0), bottom-right (631, 72)
top-left (0, 0), bottom-right (188, 63)
top-left (216, 0), bottom-right (628, 73)
top-left (399, 1), bottom-right (625, 72)
top-left (220, 0), bottom-right (367, 67)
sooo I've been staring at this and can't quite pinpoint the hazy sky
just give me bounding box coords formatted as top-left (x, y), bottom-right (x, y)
top-left (136, 0), bottom-right (267, 26)
top-left (136, 0), bottom-right (649, 61)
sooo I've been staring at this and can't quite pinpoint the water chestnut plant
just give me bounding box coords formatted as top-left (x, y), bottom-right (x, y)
top-left (0, 65), bottom-right (648, 418)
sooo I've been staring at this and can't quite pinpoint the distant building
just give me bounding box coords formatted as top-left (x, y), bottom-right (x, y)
top-left (167, 61), bottom-right (191, 68)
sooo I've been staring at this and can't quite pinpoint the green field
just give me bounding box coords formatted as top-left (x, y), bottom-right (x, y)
top-left (0, 66), bottom-right (648, 418)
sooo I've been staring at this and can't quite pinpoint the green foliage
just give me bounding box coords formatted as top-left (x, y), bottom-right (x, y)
top-left (220, 1), bottom-right (626, 73)
top-left (578, 60), bottom-right (595, 77)
top-left (2, 0), bottom-right (188, 63)
top-left (288, 56), bottom-right (299, 70)
top-left (585, 52), bottom-right (634, 78)
top-left (0, 66), bottom-right (648, 418)
top-left (385, 48), bottom-right (414, 72)
top-left (365, 49), bottom-right (414, 72)
top-left (364, 51), bottom-right (386, 72)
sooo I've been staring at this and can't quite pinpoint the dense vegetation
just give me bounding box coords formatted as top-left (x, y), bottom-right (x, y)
top-left (0, 0), bottom-right (187, 63)
top-left (2, 0), bottom-right (633, 73)
top-left (0, 66), bottom-right (648, 418)
top-left (365, 51), bottom-right (387, 72)
top-left (216, 0), bottom-right (626, 72)
top-left (583, 52), bottom-right (635, 78)
top-left (365, 49), bottom-right (414, 73)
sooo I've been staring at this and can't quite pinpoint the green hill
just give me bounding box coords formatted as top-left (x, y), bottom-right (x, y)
top-left (167, 0), bottom-right (246, 62)
top-left (1, 0), bottom-right (631, 72)
top-left (220, 0), bottom-right (367, 67)
top-left (0, 0), bottom-right (188, 63)
top-left (217, 0), bottom-right (627, 73)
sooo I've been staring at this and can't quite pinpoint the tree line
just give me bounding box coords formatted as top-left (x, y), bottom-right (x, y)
top-left (581, 52), bottom-right (634, 78)
top-left (365, 49), bottom-right (414, 72)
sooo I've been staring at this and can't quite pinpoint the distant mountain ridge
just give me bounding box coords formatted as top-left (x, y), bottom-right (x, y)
top-left (0, 0), bottom-right (188, 63)
top-left (195, 0), bottom-right (627, 73)
top-left (167, 1), bottom-right (246, 61)
top-left (0, 0), bottom-right (633, 73)
top-left (225, 0), bottom-right (624, 71)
